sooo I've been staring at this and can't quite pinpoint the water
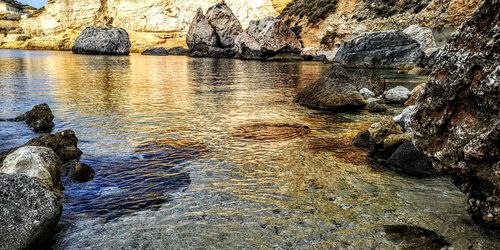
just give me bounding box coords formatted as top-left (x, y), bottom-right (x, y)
top-left (0, 49), bottom-right (498, 249)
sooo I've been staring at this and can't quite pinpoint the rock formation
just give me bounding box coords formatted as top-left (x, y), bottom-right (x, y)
top-left (246, 16), bottom-right (301, 55)
top-left (141, 47), bottom-right (168, 56)
top-left (26, 130), bottom-right (83, 164)
top-left (72, 27), bottom-right (131, 55)
top-left (0, 174), bottom-right (62, 250)
top-left (294, 65), bottom-right (367, 110)
top-left (334, 30), bottom-right (424, 68)
top-left (15, 103), bottom-right (55, 132)
top-left (412, 0), bottom-right (500, 227)
top-left (1, 146), bottom-right (62, 192)
top-left (205, 3), bottom-right (243, 48)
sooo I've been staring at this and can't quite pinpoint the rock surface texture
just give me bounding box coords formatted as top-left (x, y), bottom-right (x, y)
top-left (141, 47), bottom-right (168, 56)
top-left (412, 1), bottom-right (500, 228)
top-left (16, 103), bottom-right (55, 132)
top-left (1, 146), bottom-right (62, 192)
top-left (246, 16), bottom-right (302, 55)
top-left (205, 3), bottom-right (243, 48)
top-left (26, 130), bottom-right (83, 164)
top-left (72, 27), bottom-right (131, 55)
top-left (186, 8), bottom-right (219, 50)
top-left (0, 174), bottom-right (62, 250)
top-left (294, 65), bottom-right (367, 110)
top-left (334, 30), bottom-right (424, 68)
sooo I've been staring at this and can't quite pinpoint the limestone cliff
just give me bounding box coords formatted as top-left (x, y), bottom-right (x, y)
top-left (11, 0), bottom-right (288, 52)
top-left (280, 0), bottom-right (481, 50)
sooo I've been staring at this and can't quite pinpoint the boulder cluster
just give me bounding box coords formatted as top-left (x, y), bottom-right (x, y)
top-left (0, 104), bottom-right (94, 248)
top-left (186, 3), bottom-right (302, 60)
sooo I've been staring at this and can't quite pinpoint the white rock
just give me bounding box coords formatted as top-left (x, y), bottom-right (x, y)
top-left (359, 88), bottom-right (375, 99)
top-left (383, 86), bottom-right (411, 104)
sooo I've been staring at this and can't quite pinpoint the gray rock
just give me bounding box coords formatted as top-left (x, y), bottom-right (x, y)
top-left (186, 8), bottom-right (218, 50)
top-left (294, 65), bottom-right (367, 111)
top-left (403, 25), bottom-right (438, 55)
top-left (1, 146), bottom-right (62, 192)
top-left (234, 32), bottom-right (263, 59)
top-left (24, 103), bottom-right (54, 132)
top-left (205, 3), bottom-right (243, 48)
top-left (0, 174), bottom-right (62, 250)
top-left (350, 68), bottom-right (387, 96)
top-left (141, 47), bottom-right (168, 56)
top-left (267, 53), bottom-right (304, 62)
top-left (393, 105), bottom-right (416, 132)
top-left (247, 16), bottom-right (302, 56)
top-left (359, 88), bottom-right (375, 99)
top-left (72, 27), bottom-right (131, 55)
top-left (386, 142), bottom-right (437, 177)
top-left (166, 46), bottom-right (188, 56)
top-left (26, 130), bottom-right (82, 164)
top-left (366, 100), bottom-right (387, 113)
top-left (335, 30), bottom-right (424, 68)
top-left (412, 1), bottom-right (500, 228)
top-left (383, 86), bottom-right (411, 104)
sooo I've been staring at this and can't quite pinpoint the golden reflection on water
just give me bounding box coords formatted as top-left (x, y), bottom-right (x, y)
top-left (1, 50), bottom-right (499, 248)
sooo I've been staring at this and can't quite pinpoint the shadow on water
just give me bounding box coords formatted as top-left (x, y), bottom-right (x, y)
top-left (61, 138), bottom-right (205, 222)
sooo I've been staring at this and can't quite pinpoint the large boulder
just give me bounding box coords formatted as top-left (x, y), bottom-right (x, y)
top-left (403, 25), bottom-right (438, 55)
top-left (26, 130), bottom-right (82, 164)
top-left (72, 27), bottom-right (131, 55)
top-left (386, 142), bottom-right (437, 177)
top-left (246, 16), bottom-right (302, 56)
top-left (294, 65), bottom-right (367, 111)
top-left (186, 8), bottom-right (219, 50)
top-left (234, 32), bottom-right (263, 59)
top-left (15, 103), bottom-right (54, 132)
top-left (205, 3), bottom-right (243, 48)
top-left (1, 146), bottom-right (62, 192)
top-left (412, 1), bottom-right (500, 228)
top-left (0, 174), bottom-right (62, 250)
top-left (335, 30), bottom-right (424, 68)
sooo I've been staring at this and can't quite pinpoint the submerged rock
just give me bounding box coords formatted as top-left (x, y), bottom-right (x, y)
top-left (141, 47), bottom-right (168, 56)
top-left (63, 160), bottom-right (95, 182)
top-left (387, 142), bottom-right (437, 177)
top-left (72, 27), bottom-right (131, 55)
top-left (383, 86), bottom-right (411, 104)
top-left (0, 174), bottom-right (62, 250)
top-left (335, 30), bottom-right (424, 68)
top-left (294, 65), bottom-right (367, 111)
top-left (16, 103), bottom-right (54, 132)
top-left (1, 146), bottom-right (62, 192)
top-left (26, 130), bottom-right (82, 164)
top-left (382, 225), bottom-right (450, 249)
top-left (232, 123), bottom-right (310, 141)
top-left (412, 1), bottom-right (500, 228)
top-left (166, 47), bottom-right (189, 56)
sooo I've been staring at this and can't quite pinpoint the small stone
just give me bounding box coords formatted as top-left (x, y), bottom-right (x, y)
top-left (359, 88), bottom-right (375, 99)
top-left (383, 86), bottom-right (411, 104)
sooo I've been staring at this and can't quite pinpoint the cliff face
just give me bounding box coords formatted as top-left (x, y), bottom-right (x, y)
top-left (15, 0), bottom-right (288, 52)
top-left (280, 0), bottom-right (481, 49)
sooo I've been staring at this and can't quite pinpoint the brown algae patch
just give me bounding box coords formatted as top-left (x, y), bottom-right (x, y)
top-left (232, 122), bottom-right (311, 141)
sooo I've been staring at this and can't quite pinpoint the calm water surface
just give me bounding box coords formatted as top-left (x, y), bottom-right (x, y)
top-left (0, 50), bottom-right (498, 249)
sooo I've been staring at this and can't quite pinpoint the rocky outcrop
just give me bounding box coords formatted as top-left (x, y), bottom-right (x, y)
top-left (1, 146), bottom-right (62, 192)
top-left (15, 103), bottom-right (55, 132)
top-left (412, 1), bottom-right (500, 227)
top-left (186, 8), bottom-right (219, 50)
top-left (0, 174), bottom-right (62, 250)
top-left (141, 47), bottom-right (168, 56)
top-left (206, 3), bottom-right (243, 48)
top-left (26, 130), bottom-right (83, 164)
top-left (403, 25), bottom-right (438, 55)
top-left (335, 30), bottom-right (424, 68)
top-left (246, 16), bottom-right (302, 55)
top-left (72, 27), bottom-right (131, 55)
top-left (294, 65), bottom-right (367, 110)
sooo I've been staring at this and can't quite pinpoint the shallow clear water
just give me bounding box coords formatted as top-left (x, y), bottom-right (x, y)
top-left (0, 50), bottom-right (498, 249)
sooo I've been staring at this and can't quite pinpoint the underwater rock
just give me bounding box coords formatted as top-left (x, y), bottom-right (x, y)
top-left (412, 0), bottom-right (500, 228)
top-left (382, 225), bottom-right (450, 249)
top-left (64, 160), bottom-right (95, 182)
top-left (233, 122), bottom-right (310, 141)
top-left (72, 27), bottom-right (131, 55)
top-left (0, 174), bottom-right (62, 250)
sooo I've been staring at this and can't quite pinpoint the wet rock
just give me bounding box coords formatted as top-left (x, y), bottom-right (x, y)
top-left (386, 142), bottom-right (437, 177)
top-left (335, 30), bottom-right (424, 68)
top-left (0, 174), bottom-right (62, 250)
top-left (63, 160), bottom-right (95, 182)
top-left (205, 3), bottom-right (243, 48)
top-left (19, 103), bottom-right (55, 132)
top-left (186, 8), bottom-right (219, 50)
top-left (366, 100), bottom-right (387, 113)
top-left (246, 16), bottom-right (302, 55)
top-left (1, 146), bottom-right (62, 192)
top-left (382, 225), bottom-right (450, 249)
top-left (350, 68), bottom-right (387, 96)
top-left (352, 130), bottom-right (374, 151)
top-left (26, 130), bottom-right (82, 164)
top-left (166, 46), bottom-right (188, 56)
top-left (383, 133), bottom-right (413, 153)
top-left (368, 118), bottom-right (405, 146)
top-left (412, 1), bottom-right (500, 228)
top-left (294, 65), bottom-right (367, 111)
top-left (404, 83), bottom-right (425, 106)
top-left (383, 86), bottom-right (411, 104)
top-left (359, 88), bottom-right (375, 99)
top-left (234, 32), bottom-right (263, 59)
top-left (394, 105), bottom-right (417, 132)
top-left (403, 25), bottom-right (438, 55)
top-left (72, 27), bottom-right (131, 55)
top-left (141, 47), bottom-right (168, 56)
